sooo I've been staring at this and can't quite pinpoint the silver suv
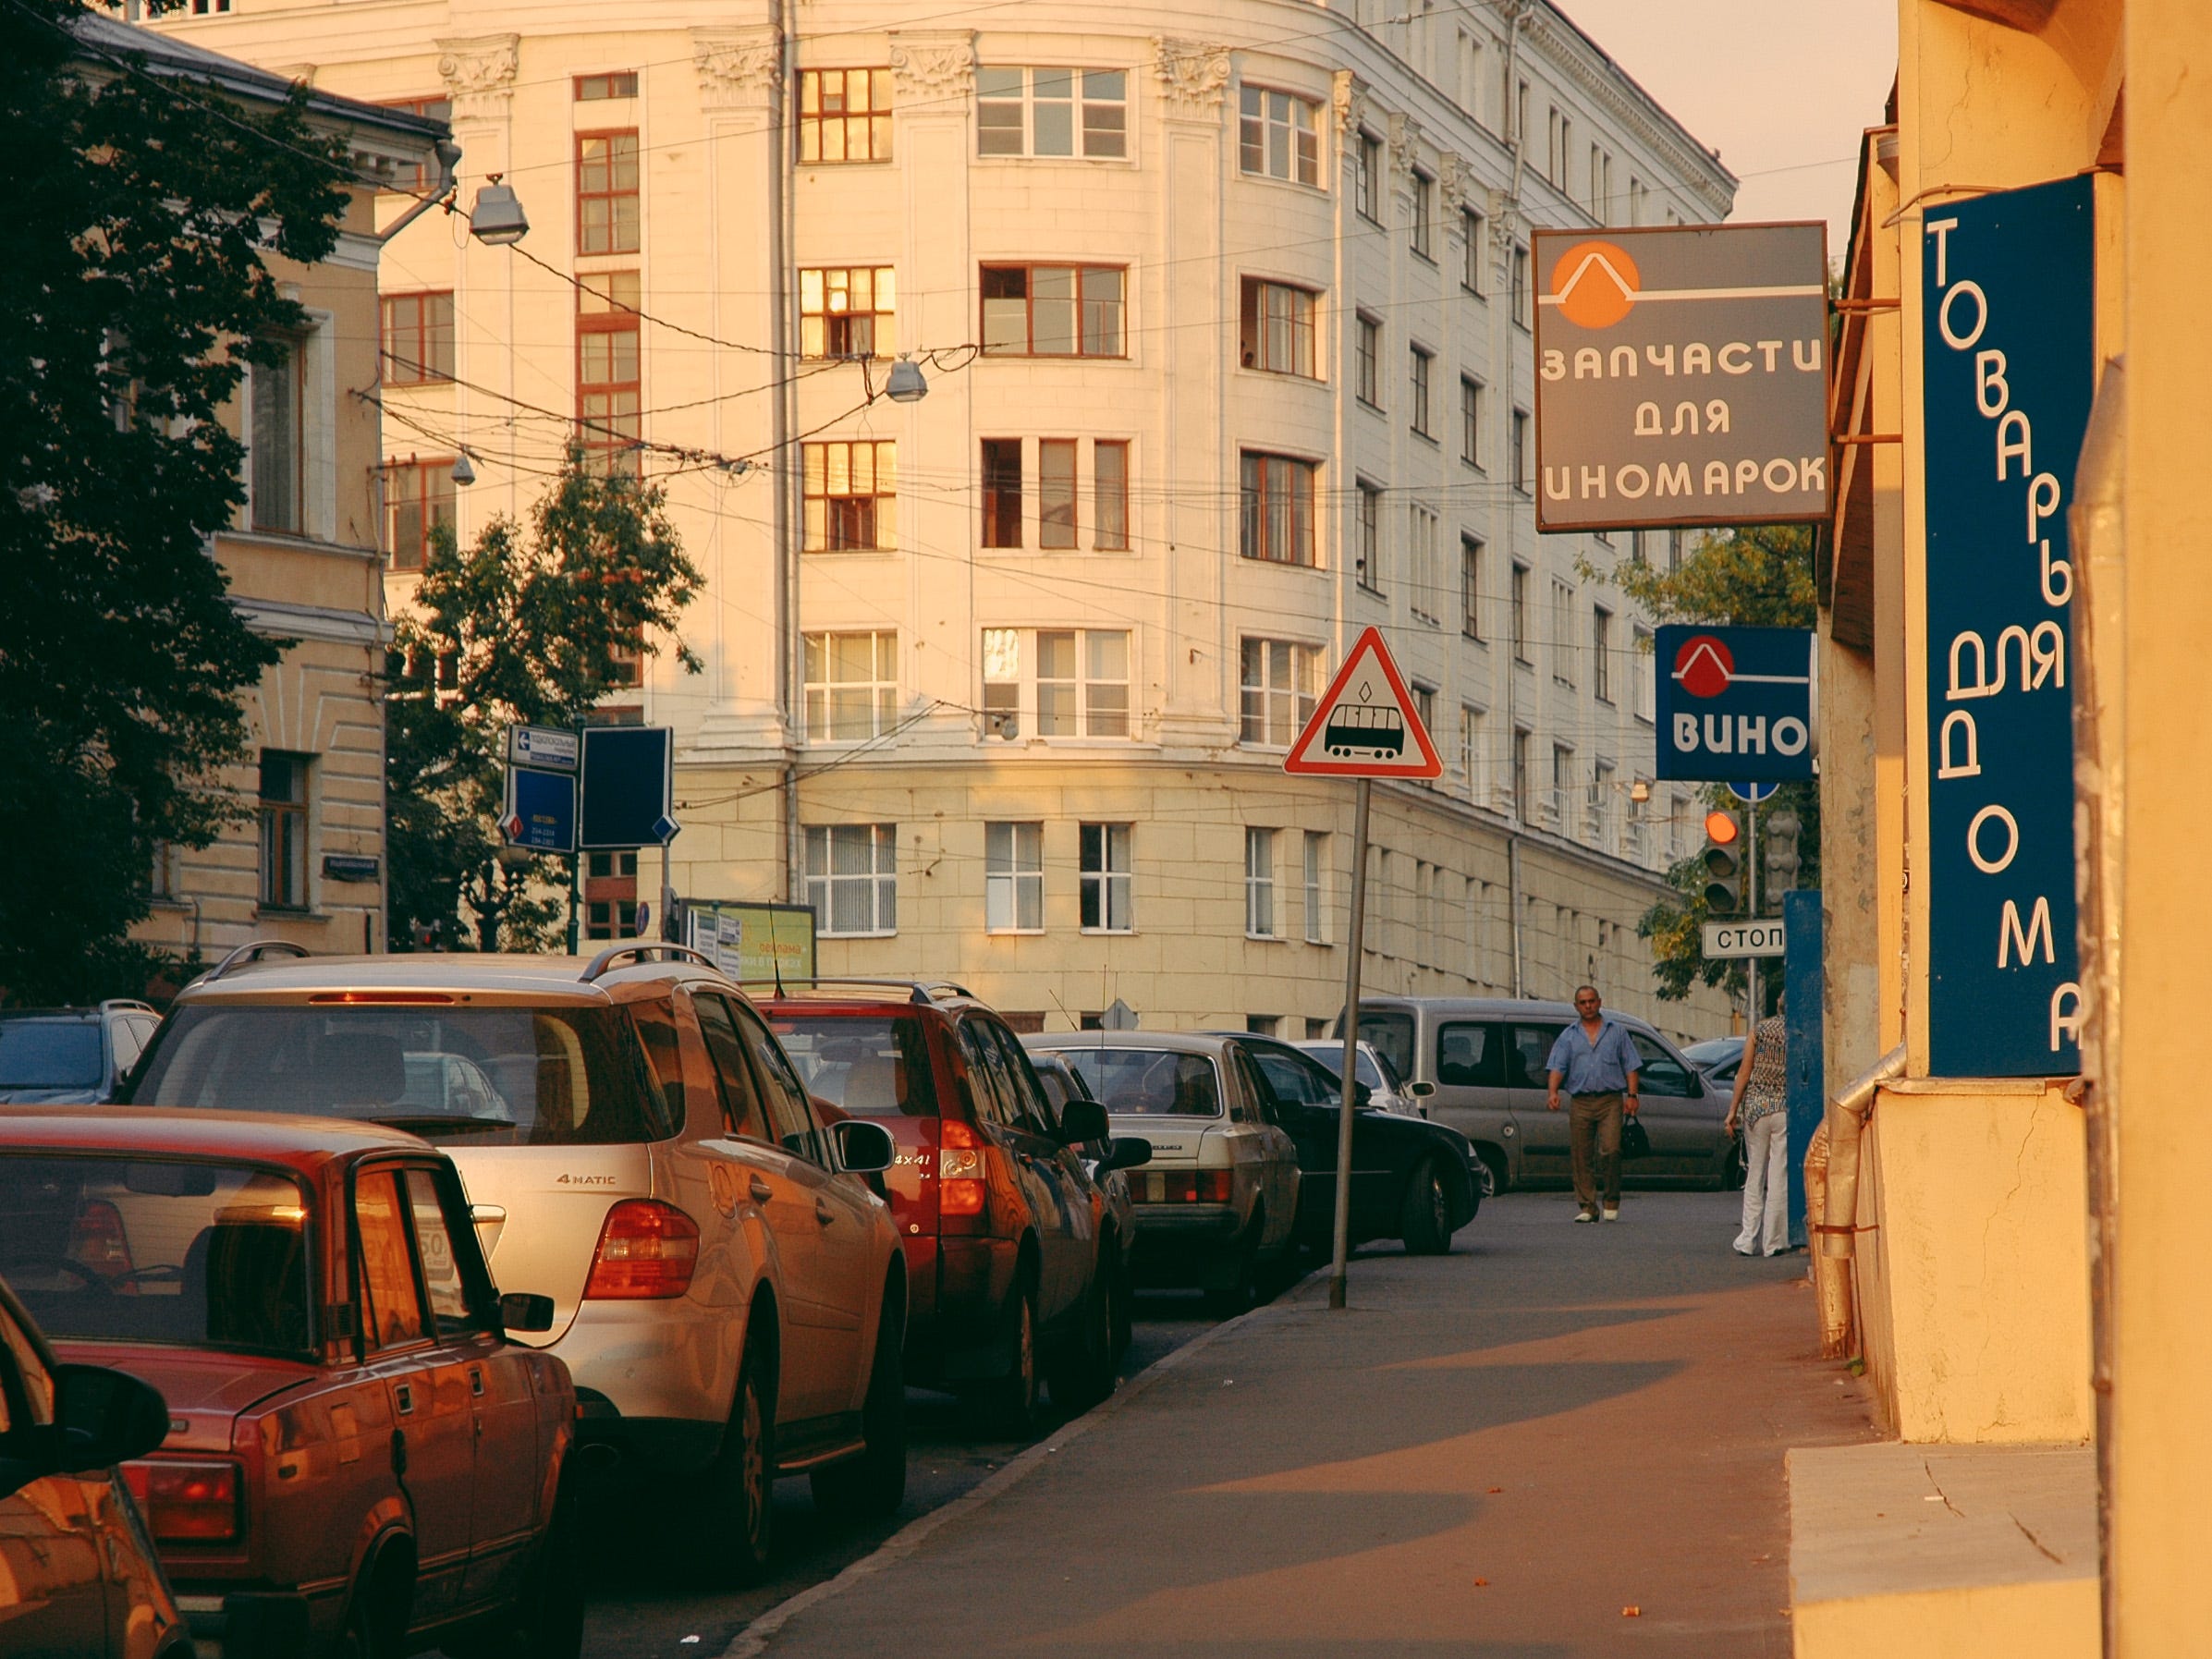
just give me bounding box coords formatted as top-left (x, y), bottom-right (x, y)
top-left (126, 943), bottom-right (906, 1584)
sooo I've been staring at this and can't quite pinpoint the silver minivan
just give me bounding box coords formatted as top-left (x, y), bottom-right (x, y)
top-left (1344, 997), bottom-right (1739, 1193)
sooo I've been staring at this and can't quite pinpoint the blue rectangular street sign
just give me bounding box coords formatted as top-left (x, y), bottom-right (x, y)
top-left (1654, 625), bottom-right (1815, 782)
top-left (580, 726), bottom-right (675, 851)
top-left (504, 764), bottom-right (577, 854)
top-left (1921, 175), bottom-right (2091, 1078)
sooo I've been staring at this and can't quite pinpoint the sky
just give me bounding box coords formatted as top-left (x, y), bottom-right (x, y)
top-left (1552, 0), bottom-right (1899, 250)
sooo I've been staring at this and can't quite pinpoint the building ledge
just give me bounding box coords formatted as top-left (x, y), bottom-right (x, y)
top-left (1789, 1442), bottom-right (2096, 1659)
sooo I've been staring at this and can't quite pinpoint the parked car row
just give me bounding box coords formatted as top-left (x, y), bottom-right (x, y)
top-left (0, 949), bottom-right (1506, 1659)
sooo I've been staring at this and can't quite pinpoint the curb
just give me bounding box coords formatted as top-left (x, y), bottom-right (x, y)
top-left (717, 1268), bottom-right (1322, 1658)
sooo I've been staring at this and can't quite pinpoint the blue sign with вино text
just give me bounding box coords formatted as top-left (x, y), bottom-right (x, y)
top-left (1921, 175), bottom-right (2091, 1078)
top-left (1654, 624), bottom-right (1815, 782)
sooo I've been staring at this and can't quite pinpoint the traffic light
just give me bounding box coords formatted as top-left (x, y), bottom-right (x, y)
top-left (1702, 808), bottom-right (1743, 912)
top-left (1764, 806), bottom-right (1803, 897)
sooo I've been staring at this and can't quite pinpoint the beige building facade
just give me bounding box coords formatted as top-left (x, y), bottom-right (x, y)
top-left (1800, 1), bottom-right (2210, 1653)
top-left (153, 0), bottom-right (1736, 1040)
top-left (104, 20), bottom-right (444, 969)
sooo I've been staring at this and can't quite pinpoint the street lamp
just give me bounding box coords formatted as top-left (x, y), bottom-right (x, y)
top-left (470, 175), bottom-right (531, 246)
top-left (451, 450), bottom-right (477, 487)
top-left (884, 359), bottom-right (929, 403)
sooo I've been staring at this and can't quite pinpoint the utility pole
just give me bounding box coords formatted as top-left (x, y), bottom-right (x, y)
top-left (1745, 800), bottom-right (1761, 1023)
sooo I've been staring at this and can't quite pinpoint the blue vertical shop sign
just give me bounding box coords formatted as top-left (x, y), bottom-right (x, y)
top-left (1922, 175), bottom-right (2093, 1077)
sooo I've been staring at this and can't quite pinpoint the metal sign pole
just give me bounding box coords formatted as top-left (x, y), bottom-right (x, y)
top-left (1329, 776), bottom-right (1373, 1311)
top-left (1746, 801), bottom-right (1761, 1021)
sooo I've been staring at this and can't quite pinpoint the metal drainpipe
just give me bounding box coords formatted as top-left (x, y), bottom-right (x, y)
top-left (1498, 0), bottom-right (1530, 1006)
top-left (2066, 357), bottom-right (2126, 1659)
top-left (1814, 1043), bottom-right (1907, 1344)
top-left (1507, 833), bottom-right (1524, 998)
top-left (769, 0), bottom-right (798, 902)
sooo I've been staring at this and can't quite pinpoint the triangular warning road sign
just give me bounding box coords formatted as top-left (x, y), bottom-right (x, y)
top-left (1283, 627), bottom-right (1445, 778)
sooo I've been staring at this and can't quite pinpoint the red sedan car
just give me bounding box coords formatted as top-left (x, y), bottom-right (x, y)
top-left (0, 1109), bottom-right (581, 1659)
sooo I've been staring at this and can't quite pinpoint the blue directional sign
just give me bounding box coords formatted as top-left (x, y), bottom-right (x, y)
top-left (1654, 625), bottom-right (1815, 782)
top-left (1921, 176), bottom-right (2091, 1078)
top-left (580, 726), bottom-right (674, 852)
top-left (1729, 780), bottom-right (1779, 805)
top-left (503, 764), bottom-right (577, 854)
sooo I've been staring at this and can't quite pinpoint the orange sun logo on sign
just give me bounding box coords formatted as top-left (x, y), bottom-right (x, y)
top-left (1548, 240), bottom-right (1641, 329)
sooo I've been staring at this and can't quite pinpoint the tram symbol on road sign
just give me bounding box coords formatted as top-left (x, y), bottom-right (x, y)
top-left (1283, 628), bottom-right (1444, 779)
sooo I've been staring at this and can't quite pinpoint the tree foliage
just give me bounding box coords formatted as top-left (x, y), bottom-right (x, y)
top-left (1581, 525), bottom-right (1820, 1008)
top-left (0, 0), bottom-right (353, 1002)
top-left (386, 454), bottom-right (703, 952)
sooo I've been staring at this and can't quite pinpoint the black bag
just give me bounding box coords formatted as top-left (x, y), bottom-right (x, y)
top-left (1619, 1115), bottom-right (1653, 1161)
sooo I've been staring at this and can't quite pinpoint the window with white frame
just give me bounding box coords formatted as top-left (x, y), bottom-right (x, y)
top-left (1551, 743), bottom-right (1574, 830)
top-left (1551, 579), bottom-right (1577, 685)
top-left (1080, 823), bottom-right (1133, 932)
top-left (1410, 344), bottom-right (1434, 438)
top-left (1245, 828), bottom-right (1277, 937)
top-left (1460, 534), bottom-right (1485, 640)
top-left (1410, 167), bottom-right (1435, 259)
top-left (806, 823), bottom-right (897, 934)
top-left (1239, 87), bottom-right (1320, 186)
top-left (1592, 605), bottom-right (1614, 702)
top-left (1460, 705), bottom-right (1485, 804)
top-left (1410, 683), bottom-right (1436, 744)
top-left (984, 823), bottom-right (1045, 932)
top-left (1590, 760), bottom-right (1614, 847)
top-left (1460, 375), bottom-right (1485, 468)
top-left (981, 628), bottom-right (1130, 738)
top-left (1460, 207), bottom-right (1487, 294)
top-left (1409, 505), bottom-right (1439, 624)
top-left (802, 630), bottom-right (898, 740)
top-left (1354, 311), bottom-right (1382, 406)
top-left (1633, 626), bottom-right (1656, 721)
top-left (1356, 480), bottom-right (1383, 592)
top-left (977, 67), bottom-right (1127, 158)
top-left (1240, 638), bottom-right (1319, 747)
top-left (1355, 131), bottom-right (1383, 222)
top-left (1303, 831), bottom-right (1328, 943)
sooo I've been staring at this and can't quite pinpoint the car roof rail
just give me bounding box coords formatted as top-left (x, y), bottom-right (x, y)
top-left (579, 942), bottom-right (718, 983)
top-left (97, 998), bottom-right (157, 1014)
top-left (741, 975), bottom-right (977, 1006)
top-left (201, 939), bottom-right (312, 982)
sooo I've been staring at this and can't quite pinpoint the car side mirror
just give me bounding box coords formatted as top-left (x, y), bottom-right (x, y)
top-left (1105, 1135), bottom-right (1152, 1172)
top-left (832, 1117), bottom-right (897, 1175)
top-left (1406, 1080), bottom-right (1436, 1099)
top-left (499, 1292), bottom-right (556, 1335)
top-left (1057, 1098), bottom-right (1110, 1145)
top-left (53, 1363), bottom-right (170, 1472)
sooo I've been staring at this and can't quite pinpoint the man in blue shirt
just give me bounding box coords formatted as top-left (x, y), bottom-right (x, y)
top-left (1546, 985), bottom-right (1642, 1223)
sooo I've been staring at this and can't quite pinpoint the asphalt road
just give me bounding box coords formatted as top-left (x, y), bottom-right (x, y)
top-left (575, 1287), bottom-right (1231, 1659)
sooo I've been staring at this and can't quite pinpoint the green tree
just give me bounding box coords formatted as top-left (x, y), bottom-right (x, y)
top-left (0, 0), bottom-right (352, 1003)
top-left (1580, 525), bottom-right (1820, 1007)
top-left (387, 452), bottom-right (703, 952)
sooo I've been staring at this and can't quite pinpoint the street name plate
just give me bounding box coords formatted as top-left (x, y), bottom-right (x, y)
top-left (1703, 920), bottom-right (1786, 958)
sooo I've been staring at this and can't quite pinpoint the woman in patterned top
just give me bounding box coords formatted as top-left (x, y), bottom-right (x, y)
top-left (1725, 993), bottom-right (1791, 1257)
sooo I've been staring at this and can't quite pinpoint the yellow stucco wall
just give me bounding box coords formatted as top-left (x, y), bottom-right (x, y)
top-left (1851, 1082), bottom-right (2092, 1442)
top-left (1796, 1578), bottom-right (2097, 1659)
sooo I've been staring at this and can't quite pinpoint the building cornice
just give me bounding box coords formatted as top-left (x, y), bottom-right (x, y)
top-left (234, 597), bottom-right (388, 647)
top-left (1524, 11), bottom-right (1734, 218)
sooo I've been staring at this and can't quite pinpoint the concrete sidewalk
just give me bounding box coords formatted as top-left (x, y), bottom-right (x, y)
top-left (738, 1190), bottom-right (1877, 1658)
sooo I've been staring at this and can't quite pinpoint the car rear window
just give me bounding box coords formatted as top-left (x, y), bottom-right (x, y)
top-left (0, 1156), bottom-right (315, 1359)
top-left (0, 1019), bottom-right (102, 1090)
top-left (1357, 1009), bottom-right (1415, 1083)
top-left (1057, 1048), bottom-right (1223, 1117)
top-left (129, 1004), bottom-right (677, 1145)
top-left (768, 1015), bottom-right (940, 1117)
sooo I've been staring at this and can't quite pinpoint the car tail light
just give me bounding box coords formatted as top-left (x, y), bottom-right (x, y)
top-left (122, 1459), bottom-right (239, 1543)
top-left (69, 1200), bottom-right (133, 1282)
top-left (583, 1201), bottom-right (700, 1299)
top-left (937, 1117), bottom-right (986, 1216)
top-left (1129, 1170), bottom-right (1233, 1203)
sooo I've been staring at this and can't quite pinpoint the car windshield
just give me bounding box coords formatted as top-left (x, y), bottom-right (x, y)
top-left (1682, 1038), bottom-right (1742, 1067)
top-left (130, 1004), bottom-right (676, 1146)
top-left (0, 1155), bottom-right (315, 1359)
top-left (0, 1020), bottom-right (102, 1090)
top-left (1057, 1047), bottom-right (1222, 1117)
top-left (1298, 1044), bottom-right (1392, 1092)
top-left (769, 1015), bottom-right (940, 1116)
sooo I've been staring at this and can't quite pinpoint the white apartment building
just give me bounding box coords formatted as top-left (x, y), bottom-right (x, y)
top-left (155, 0), bottom-right (1736, 1040)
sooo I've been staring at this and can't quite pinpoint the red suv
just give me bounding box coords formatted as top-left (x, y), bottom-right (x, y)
top-left (755, 982), bottom-right (1144, 1430)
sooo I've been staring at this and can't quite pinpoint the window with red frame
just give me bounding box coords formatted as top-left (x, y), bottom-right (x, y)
top-left (382, 457), bottom-right (455, 570)
top-left (379, 291), bottom-right (453, 384)
top-left (578, 272), bottom-right (641, 477)
top-left (576, 131), bottom-right (640, 255)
